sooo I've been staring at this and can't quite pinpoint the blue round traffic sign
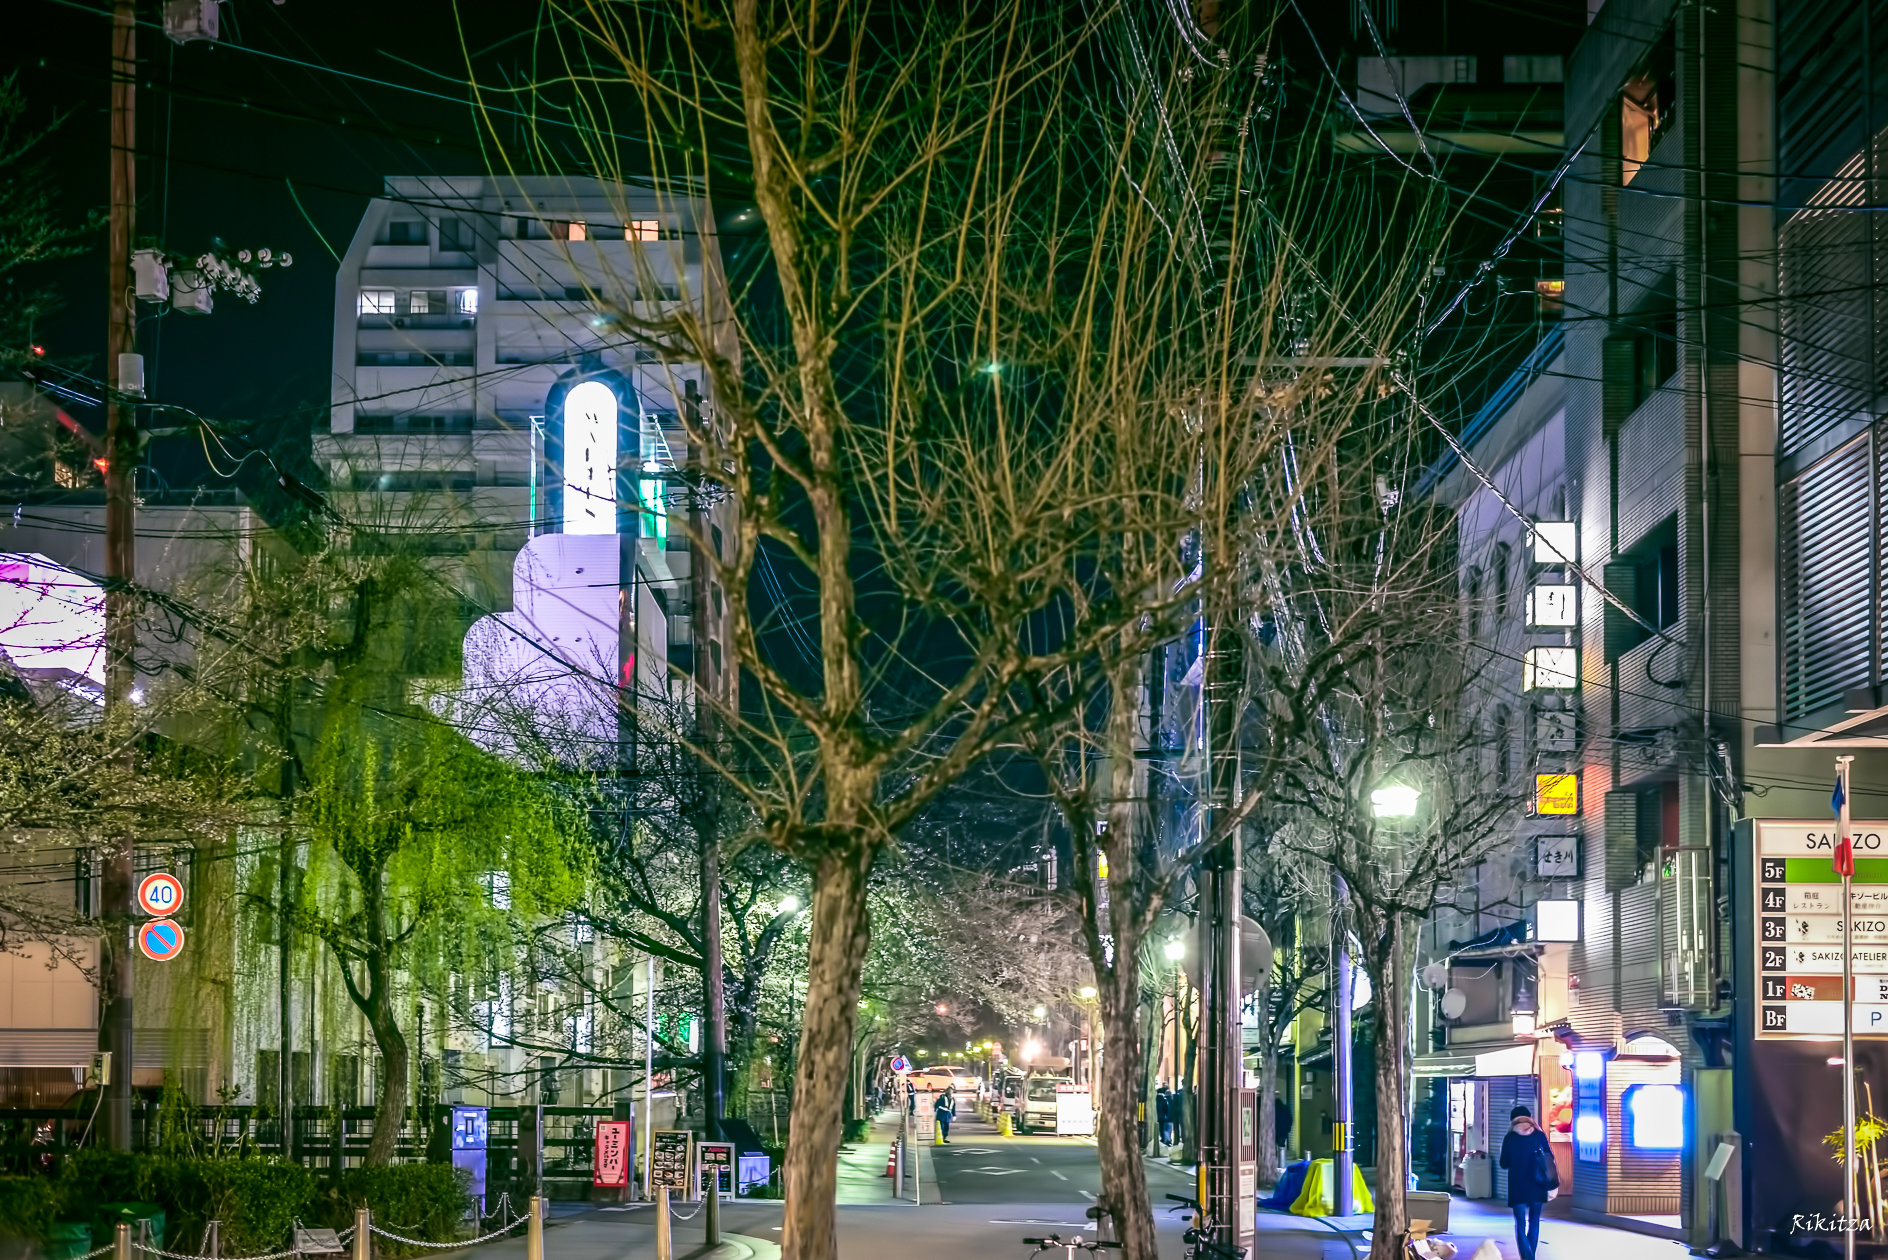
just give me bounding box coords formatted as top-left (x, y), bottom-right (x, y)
top-left (890, 1055), bottom-right (911, 1074)
top-left (137, 918), bottom-right (185, 962)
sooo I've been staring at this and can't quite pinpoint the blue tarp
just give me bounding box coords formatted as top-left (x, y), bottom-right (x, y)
top-left (1258, 1158), bottom-right (1310, 1210)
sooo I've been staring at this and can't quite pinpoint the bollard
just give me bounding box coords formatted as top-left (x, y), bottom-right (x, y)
top-left (115, 1222), bottom-right (130, 1260)
top-left (526, 1196), bottom-right (544, 1260)
top-left (205, 1221), bottom-right (220, 1260)
top-left (352, 1208), bottom-right (370, 1260)
top-left (704, 1170), bottom-right (721, 1247)
top-left (654, 1188), bottom-right (672, 1260)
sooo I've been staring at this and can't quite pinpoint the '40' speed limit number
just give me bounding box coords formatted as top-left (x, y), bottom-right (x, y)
top-left (136, 872), bottom-right (184, 918)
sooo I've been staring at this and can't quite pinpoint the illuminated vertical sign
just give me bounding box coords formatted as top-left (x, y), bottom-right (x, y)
top-left (563, 380), bottom-right (618, 535)
top-left (1535, 773), bottom-right (1579, 816)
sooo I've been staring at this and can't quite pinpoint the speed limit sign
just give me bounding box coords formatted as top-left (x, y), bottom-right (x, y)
top-left (136, 872), bottom-right (184, 918)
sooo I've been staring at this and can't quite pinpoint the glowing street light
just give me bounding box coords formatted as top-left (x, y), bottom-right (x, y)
top-left (776, 895), bottom-right (800, 914)
top-left (1032, 1005), bottom-right (1047, 1019)
top-left (1079, 986), bottom-right (1098, 1000)
top-left (1371, 784), bottom-right (1422, 818)
top-left (1163, 938), bottom-right (1185, 961)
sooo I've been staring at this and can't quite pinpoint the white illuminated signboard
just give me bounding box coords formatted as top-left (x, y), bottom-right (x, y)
top-left (1528, 583), bottom-right (1578, 627)
top-left (1755, 819), bottom-right (1888, 1039)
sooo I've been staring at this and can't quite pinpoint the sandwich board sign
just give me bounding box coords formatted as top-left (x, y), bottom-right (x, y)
top-left (649, 1130), bottom-right (691, 1191)
top-left (696, 1141), bottom-right (734, 1198)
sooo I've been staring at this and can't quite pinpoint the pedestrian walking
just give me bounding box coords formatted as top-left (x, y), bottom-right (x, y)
top-left (1274, 1094), bottom-right (1292, 1164)
top-left (1155, 1083), bottom-right (1174, 1145)
top-left (1498, 1105), bottom-right (1558, 1260)
top-left (935, 1085), bottom-right (957, 1142)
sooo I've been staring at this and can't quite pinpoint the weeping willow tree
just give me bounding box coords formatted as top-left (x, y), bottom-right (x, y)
top-left (298, 710), bottom-right (582, 1164)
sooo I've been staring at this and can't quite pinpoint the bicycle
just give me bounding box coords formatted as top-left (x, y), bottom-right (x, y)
top-left (1165, 1194), bottom-right (1248, 1260)
top-left (1021, 1234), bottom-right (1121, 1259)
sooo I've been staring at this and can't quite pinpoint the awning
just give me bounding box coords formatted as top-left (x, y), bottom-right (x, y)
top-left (1473, 1043), bottom-right (1538, 1077)
top-left (1411, 1052), bottom-right (1476, 1078)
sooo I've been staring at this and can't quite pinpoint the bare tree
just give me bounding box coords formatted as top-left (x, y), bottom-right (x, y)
top-left (1258, 457), bottom-right (1524, 1258)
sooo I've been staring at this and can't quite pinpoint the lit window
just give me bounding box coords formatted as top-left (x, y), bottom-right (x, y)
top-left (408, 290), bottom-right (431, 315)
top-left (629, 219), bottom-right (662, 242)
top-left (457, 289), bottom-right (479, 316)
top-left (1524, 646), bottom-right (1578, 690)
top-left (358, 289), bottom-right (396, 316)
top-left (568, 221), bottom-right (588, 242)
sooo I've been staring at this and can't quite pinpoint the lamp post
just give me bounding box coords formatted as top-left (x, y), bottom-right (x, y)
top-left (1079, 987), bottom-right (1099, 1087)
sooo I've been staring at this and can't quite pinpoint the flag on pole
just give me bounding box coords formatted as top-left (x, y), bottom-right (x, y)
top-left (1835, 777), bottom-right (1856, 876)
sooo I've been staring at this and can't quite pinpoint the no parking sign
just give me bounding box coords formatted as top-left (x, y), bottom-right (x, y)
top-left (137, 918), bottom-right (185, 962)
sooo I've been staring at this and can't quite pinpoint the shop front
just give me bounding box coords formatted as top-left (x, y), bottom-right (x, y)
top-left (1564, 1035), bottom-right (1685, 1239)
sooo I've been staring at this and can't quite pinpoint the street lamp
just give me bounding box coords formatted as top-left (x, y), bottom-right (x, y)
top-left (1371, 783), bottom-right (1422, 818)
top-left (776, 895), bottom-right (801, 914)
top-left (1032, 1005), bottom-right (1047, 1019)
top-left (1079, 986), bottom-right (1097, 1000)
top-left (1163, 938), bottom-right (1185, 961)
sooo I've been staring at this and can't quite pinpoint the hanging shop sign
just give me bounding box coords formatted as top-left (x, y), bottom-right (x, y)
top-left (1754, 819), bottom-right (1888, 1038)
top-left (1534, 774), bottom-right (1579, 816)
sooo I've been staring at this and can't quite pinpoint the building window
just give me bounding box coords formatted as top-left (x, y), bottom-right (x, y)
top-left (1635, 779), bottom-right (1680, 882)
top-left (439, 218), bottom-right (470, 251)
top-left (457, 288), bottom-right (479, 316)
top-left (358, 289), bottom-right (396, 316)
top-left (1494, 706), bottom-right (1513, 784)
top-left (1493, 542), bottom-right (1513, 616)
top-left (1620, 36), bottom-right (1676, 185)
top-left (1465, 565), bottom-right (1484, 638)
top-left (388, 220), bottom-right (426, 245)
top-left (629, 219), bottom-right (661, 241)
top-left (1603, 516), bottom-right (1679, 659)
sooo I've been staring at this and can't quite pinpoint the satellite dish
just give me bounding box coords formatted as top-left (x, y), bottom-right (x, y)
top-left (1420, 962), bottom-right (1449, 991)
top-left (1439, 988), bottom-right (1468, 1021)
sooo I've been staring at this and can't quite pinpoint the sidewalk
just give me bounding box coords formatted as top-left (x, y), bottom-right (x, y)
top-left (835, 1107), bottom-right (935, 1205)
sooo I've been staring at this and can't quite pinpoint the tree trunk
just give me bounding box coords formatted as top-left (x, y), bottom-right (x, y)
top-left (1365, 914), bottom-right (1412, 1260)
top-left (780, 848), bottom-right (873, 1260)
top-left (1257, 1026), bottom-right (1281, 1186)
top-left (359, 945), bottom-right (408, 1166)
top-left (1095, 968), bottom-right (1158, 1260)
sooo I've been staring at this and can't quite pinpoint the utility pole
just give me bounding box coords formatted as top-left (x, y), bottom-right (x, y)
top-left (1197, 623), bottom-right (1243, 1253)
top-left (101, 0), bottom-right (138, 1153)
top-left (700, 820), bottom-right (726, 1140)
top-left (1331, 872), bottom-right (1354, 1215)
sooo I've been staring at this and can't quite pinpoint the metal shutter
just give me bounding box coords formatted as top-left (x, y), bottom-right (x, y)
top-left (1779, 433), bottom-right (1874, 718)
top-left (1778, 160), bottom-right (1872, 454)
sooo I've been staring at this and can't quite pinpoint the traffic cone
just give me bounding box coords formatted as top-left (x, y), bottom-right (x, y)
top-left (884, 1141), bottom-right (898, 1176)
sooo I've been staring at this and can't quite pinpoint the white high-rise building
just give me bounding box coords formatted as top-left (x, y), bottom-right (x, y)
top-left (320, 175), bottom-right (737, 715)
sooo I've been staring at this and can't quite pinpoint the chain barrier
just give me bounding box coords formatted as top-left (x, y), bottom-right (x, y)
top-left (76, 1244), bottom-right (115, 1260)
top-left (367, 1217), bottom-right (527, 1250)
top-left (664, 1199), bottom-right (704, 1223)
top-left (130, 1225), bottom-right (355, 1260)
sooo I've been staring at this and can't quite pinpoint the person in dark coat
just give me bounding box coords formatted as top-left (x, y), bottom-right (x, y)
top-left (1156, 1084), bottom-right (1175, 1144)
top-left (934, 1085), bottom-right (957, 1142)
top-left (1498, 1105), bottom-right (1556, 1260)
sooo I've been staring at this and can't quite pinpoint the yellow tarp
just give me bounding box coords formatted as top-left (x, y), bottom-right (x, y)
top-left (1287, 1159), bottom-right (1375, 1217)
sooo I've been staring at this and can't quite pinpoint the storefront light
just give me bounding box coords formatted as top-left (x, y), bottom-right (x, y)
top-left (1574, 1113), bottom-right (1605, 1146)
top-left (1573, 1051), bottom-right (1605, 1083)
top-left (1625, 1084), bottom-right (1685, 1150)
top-left (1533, 521), bottom-right (1577, 566)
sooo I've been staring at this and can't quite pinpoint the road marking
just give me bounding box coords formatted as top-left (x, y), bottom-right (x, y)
top-left (961, 1167), bottom-right (1030, 1175)
top-left (988, 1221), bottom-right (1089, 1228)
top-left (1079, 1191), bottom-right (1096, 1201)
top-left (1029, 1156), bottom-right (1041, 1165)
top-left (1050, 1169), bottom-right (1068, 1181)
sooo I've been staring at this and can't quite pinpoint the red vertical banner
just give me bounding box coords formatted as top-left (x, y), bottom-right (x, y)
top-left (594, 1120), bottom-right (631, 1187)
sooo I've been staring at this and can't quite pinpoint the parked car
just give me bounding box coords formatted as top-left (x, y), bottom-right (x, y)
top-left (1020, 1076), bottom-right (1072, 1131)
top-left (906, 1065), bottom-right (965, 1092)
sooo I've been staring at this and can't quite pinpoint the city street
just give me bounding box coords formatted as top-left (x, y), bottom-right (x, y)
top-left (451, 1111), bottom-right (1699, 1260)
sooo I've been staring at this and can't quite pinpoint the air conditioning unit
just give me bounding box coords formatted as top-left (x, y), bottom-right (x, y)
top-left (132, 249), bottom-right (170, 302)
top-left (169, 269), bottom-right (213, 315)
top-left (163, 0), bottom-right (218, 43)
